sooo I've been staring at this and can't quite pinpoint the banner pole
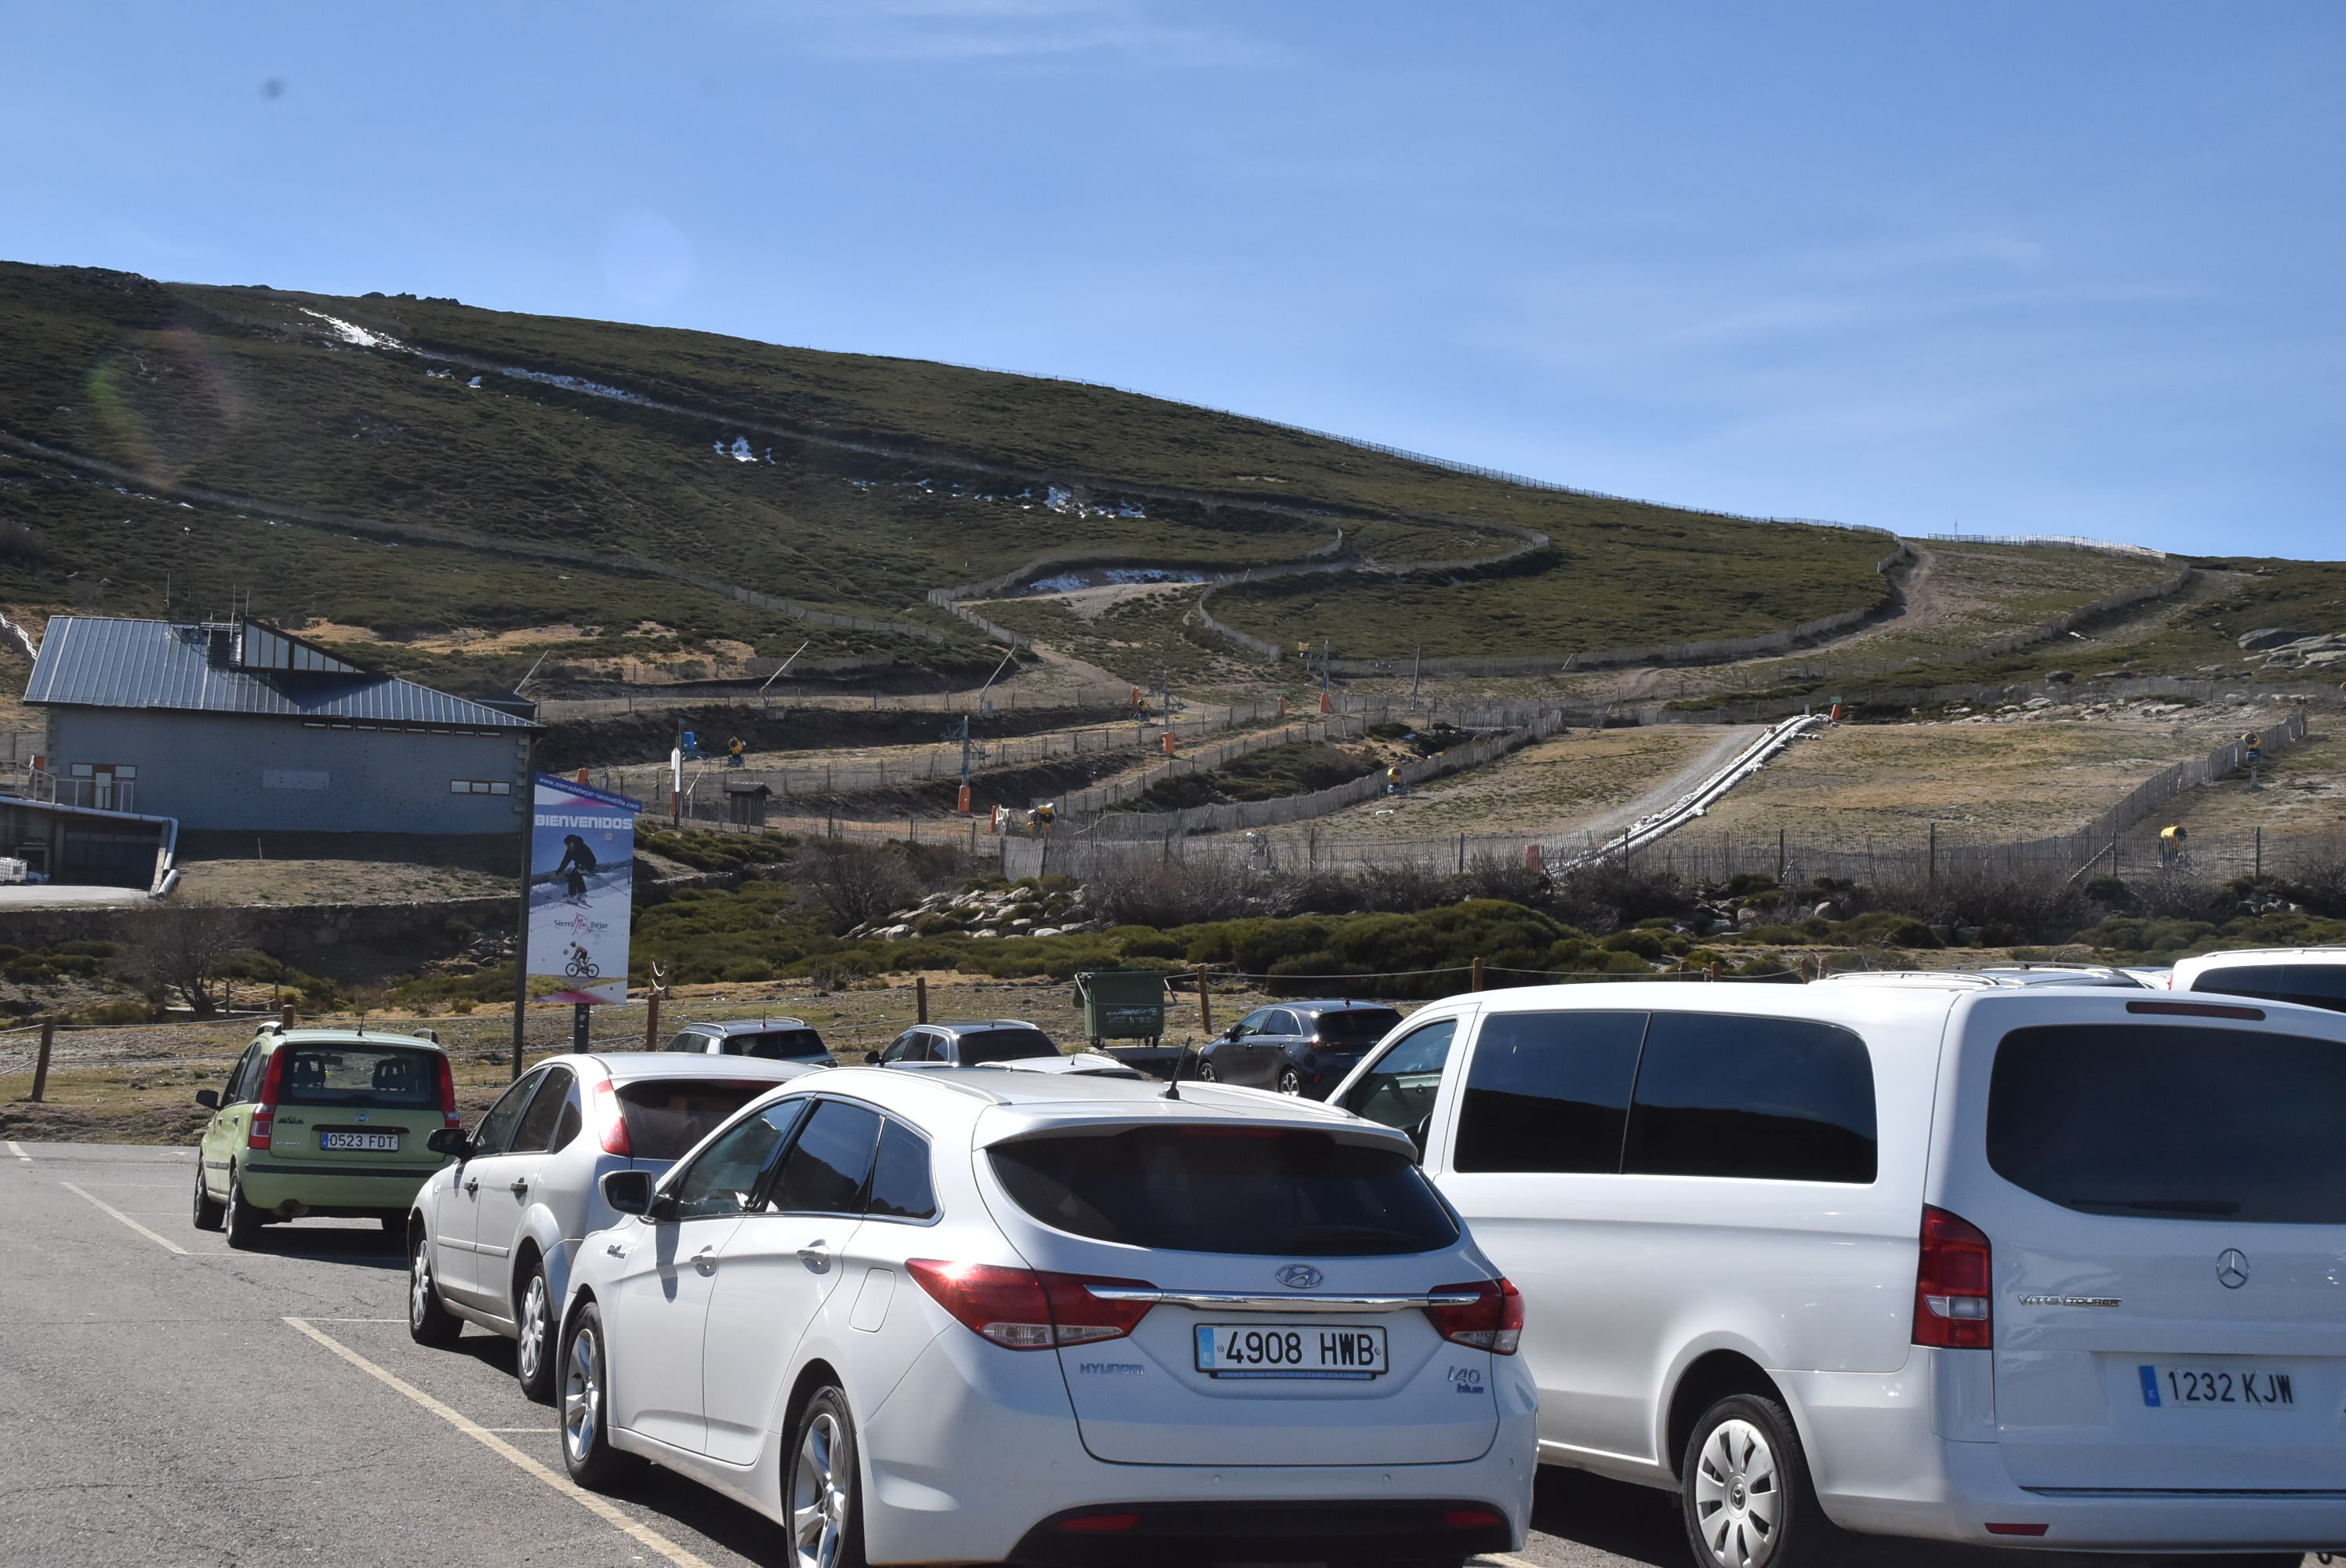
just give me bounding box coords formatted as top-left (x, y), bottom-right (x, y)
top-left (511, 741), bottom-right (537, 1080)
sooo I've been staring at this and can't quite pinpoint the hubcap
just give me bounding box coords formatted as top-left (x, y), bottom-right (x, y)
top-left (562, 1329), bottom-right (600, 1464)
top-left (410, 1249), bottom-right (431, 1327)
top-left (518, 1276), bottom-right (547, 1382)
top-left (790, 1411), bottom-right (851, 1568)
top-left (1278, 1070), bottom-right (1301, 1094)
top-left (1692, 1417), bottom-right (1781, 1568)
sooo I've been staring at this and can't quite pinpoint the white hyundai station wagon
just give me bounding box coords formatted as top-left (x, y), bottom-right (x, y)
top-left (555, 1066), bottom-right (1536, 1567)
top-left (1327, 976), bottom-right (2346, 1567)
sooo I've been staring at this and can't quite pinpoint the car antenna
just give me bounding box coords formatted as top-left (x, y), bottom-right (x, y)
top-left (1162, 1038), bottom-right (1189, 1100)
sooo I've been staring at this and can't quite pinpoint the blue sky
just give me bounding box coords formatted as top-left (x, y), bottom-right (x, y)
top-left (6, 2), bottom-right (2340, 557)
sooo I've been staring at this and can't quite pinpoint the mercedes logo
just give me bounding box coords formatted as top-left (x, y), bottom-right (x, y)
top-left (1275, 1264), bottom-right (1324, 1290)
top-left (2217, 1248), bottom-right (2250, 1290)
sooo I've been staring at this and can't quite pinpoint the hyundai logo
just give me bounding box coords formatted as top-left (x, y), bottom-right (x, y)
top-left (2217, 1248), bottom-right (2250, 1290)
top-left (1276, 1265), bottom-right (1324, 1290)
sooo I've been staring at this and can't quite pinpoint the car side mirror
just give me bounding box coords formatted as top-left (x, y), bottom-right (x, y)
top-left (863, 1050), bottom-right (883, 1065)
top-left (426, 1127), bottom-right (473, 1159)
top-left (601, 1169), bottom-right (655, 1215)
top-left (194, 1089), bottom-right (219, 1110)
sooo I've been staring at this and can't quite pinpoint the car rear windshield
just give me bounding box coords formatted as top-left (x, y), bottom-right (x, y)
top-left (616, 1082), bottom-right (775, 1161)
top-left (277, 1046), bottom-right (440, 1109)
top-left (2190, 964), bottom-right (2346, 1014)
top-left (1988, 1023), bottom-right (2346, 1225)
top-left (957, 1029), bottom-right (1058, 1065)
top-left (724, 1029), bottom-right (828, 1059)
top-left (1313, 1008), bottom-right (1404, 1044)
top-left (988, 1126), bottom-right (1460, 1255)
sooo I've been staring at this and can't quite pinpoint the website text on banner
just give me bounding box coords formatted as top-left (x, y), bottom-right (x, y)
top-left (528, 775), bottom-right (641, 1005)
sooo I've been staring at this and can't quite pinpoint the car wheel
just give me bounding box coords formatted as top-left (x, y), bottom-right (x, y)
top-left (560, 1303), bottom-right (642, 1489)
top-left (191, 1164), bottom-right (224, 1232)
top-left (1276, 1065), bottom-right (1303, 1095)
top-left (408, 1234), bottom-right (464, 1347)
top-left (787, 1386), bottom-right (868, 1568)
top-left (1196, 1058), bottom-right (1218, 1082)
top-left (514, 1258), bottom-right (556, 1402)
top-left (223, 1167), bottom-right (266, 1250)
top-left (1680, 1392), bottom-right (1836, 1568)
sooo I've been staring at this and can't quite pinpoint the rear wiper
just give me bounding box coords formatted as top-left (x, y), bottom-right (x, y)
top-left (2068, 1197), bottom-right (2242, 1216)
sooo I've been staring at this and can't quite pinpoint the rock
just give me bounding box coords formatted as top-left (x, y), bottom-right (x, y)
top-left (2024, 696), bottom-right (2054, 709)
top-left (2045, 670), bottom-right (2075, 684)
top-left (2238, 627), bottom-right (2315, 651)
top-left (1031, 927), bottom-right (1064, 938)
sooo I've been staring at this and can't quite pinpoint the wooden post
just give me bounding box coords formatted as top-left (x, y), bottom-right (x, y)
top-left (280, 1003), bottom-right (296, 1031)
top-left (644, 985), bottom-right (663, 1052)
top-left (1709, 959), bottom-right (1724, 982)
top-left (1193, 966), bottom-right (1214, 1035)
top-left (1927, 822), bottom-right (1937, 886)
top-left (2255, 826), bottom-right (2264, 881)
top-left (1471, 956), bottom-right (1485, 991)
top-left (916, 975), bottom-right (929, 1025)
top-left (29, 1016), bottom-right (56, 1103)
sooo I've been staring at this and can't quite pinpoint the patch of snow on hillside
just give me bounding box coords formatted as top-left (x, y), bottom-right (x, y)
top-left (298, 307), bottom-right (404, 351)
top-left (497, 366), bottom-right (653, 406)
top-left (728, 437), bottom-right (756, 462)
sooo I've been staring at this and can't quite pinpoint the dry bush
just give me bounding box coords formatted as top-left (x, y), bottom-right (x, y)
top-left (130, 901), bottom-right (254, 1016)
top-left (1460, 851), bottom-right (1549, 907)
top-left (1866, 864), bottom-right (2096, 945)
top-left (794, 842), bottom-right (951, 930)
top-left (1549, 858), bottom-right (1693, 935)
top-left (2280, 842), bottom-right (2346, 917)
top-left (1076, 851), bottom-right (1256, 927)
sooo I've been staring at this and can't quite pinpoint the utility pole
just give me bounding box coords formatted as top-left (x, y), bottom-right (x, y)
top-left (510, 736), bottom-right (540, 1080)
top-left (1411, 644), bottom-right (1422, 706)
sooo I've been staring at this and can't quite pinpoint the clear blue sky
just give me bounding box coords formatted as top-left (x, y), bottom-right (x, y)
top-left (7, 2), bottom-right (2341, 557)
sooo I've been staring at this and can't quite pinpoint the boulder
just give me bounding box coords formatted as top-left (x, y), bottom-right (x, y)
top-left (2238, 628), bottom-right (2315, 651)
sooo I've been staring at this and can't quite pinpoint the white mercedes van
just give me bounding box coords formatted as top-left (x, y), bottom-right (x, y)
top-left (1327, 976), bottom-right (2346, 1566)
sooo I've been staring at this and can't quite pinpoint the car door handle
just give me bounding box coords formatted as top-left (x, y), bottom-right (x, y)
top-left (463, 1178), bottom-right (479, 1196)
top-left (509, 1180), bottom-right (529, 1196)
top-left (691, 1247), bottom-right (720, 1275)
top-left (797, 1240), bottom-right (833, 1273)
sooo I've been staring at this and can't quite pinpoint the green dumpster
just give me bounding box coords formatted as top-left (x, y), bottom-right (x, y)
top-left (1075, 968), bottom-right (1170, 1047)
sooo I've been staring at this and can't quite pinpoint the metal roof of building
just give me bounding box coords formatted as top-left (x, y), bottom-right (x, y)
top-left (24, 616), bottom-right (539, 731)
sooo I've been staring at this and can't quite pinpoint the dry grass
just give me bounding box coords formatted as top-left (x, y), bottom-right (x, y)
top-left (1321, 725), bottom-right (1745, 842)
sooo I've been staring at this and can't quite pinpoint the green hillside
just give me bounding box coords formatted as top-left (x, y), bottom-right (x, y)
top-left (0, 260), bottom-right (1897, 691)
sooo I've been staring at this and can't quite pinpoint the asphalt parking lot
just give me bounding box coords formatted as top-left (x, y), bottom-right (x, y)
top-left (2, 1142), bottom-right (2313, 1568)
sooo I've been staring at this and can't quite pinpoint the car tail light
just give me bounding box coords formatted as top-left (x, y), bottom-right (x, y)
top-left (1426, 1279), bottom-right (1523, 1354)
top-left (248, 1046), bottom-right (288, 1150)
top-left (1055, 1513), bottom-right (1140, 1534)
top-left (1444, 1508), bottom-right (1504, 1530)
top-left (906, 1260), bottom-right (1156, 1349)
top-left (1914, 1206), bottom-right (1992, 1349)
top-left (435, 1055), bottom-right (461, 1130)
top-left (589, 1080), bottom-right (630, 1156)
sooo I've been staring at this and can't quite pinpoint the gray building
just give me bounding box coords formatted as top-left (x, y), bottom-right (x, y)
top-left (24, 616), bottom-right (538, 837)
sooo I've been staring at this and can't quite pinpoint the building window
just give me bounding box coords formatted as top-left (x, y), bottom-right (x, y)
top-left (450, 779), bottom-right (512, 795)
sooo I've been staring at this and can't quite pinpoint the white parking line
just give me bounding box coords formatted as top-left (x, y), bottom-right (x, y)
top-left (1482, 1554), bottom-right (1543, 1568)
top-left (7, 1142), bottom-right (29, 1163)
top-left (282, 1318), bottom-right (717, 1568)
top-left (58, 1181), bottom-right (187, 1254)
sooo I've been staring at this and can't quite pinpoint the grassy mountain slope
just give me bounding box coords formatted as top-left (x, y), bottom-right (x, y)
top-left (1, 261), bottom-right (1898, 688)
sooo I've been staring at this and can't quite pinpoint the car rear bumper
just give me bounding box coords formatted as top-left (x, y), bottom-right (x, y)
top-left (1786, 1356), bottom-right (2346, 1550)
top-left (1008, 1499), bottom-right (1513, 1564)
top-left (238, 1160), bottom-right (441, 1214)
top-left (859, 1325), bottom-right (1534, 1563)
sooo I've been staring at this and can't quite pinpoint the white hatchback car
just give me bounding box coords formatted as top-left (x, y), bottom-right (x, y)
top-left (1327, 977), bottom-right (2346, 1566)
top-left (556, 1067), bottom-right (1537, 1566)
top-left (2171, 946), bottom-right (2346, 1014)
top-left (405, 1052), bottom-right (815, 1399)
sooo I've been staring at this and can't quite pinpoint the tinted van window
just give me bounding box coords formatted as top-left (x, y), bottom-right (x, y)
top-left (1338, 1018), bottom-right (1457, 1152)
top-left (731, 1028), bottom-right (829, 1059)
top-left (1455, 1011), bottom-right (1645, 1174)
top-left (1988, 1023), bottom-right (2346, 1224)
top-left (990, 1127), bottom-right (1459, 1255)
top-left (2191, 964), bottom-right (2346, 1014)
top-left (1624, 1014), bottom-right (1877, 1184)
top-left (1314, 1007), bottom-right (1404, 1044)
top-left (955, 1029), bottom-right (1056, 1065)
top-left (278, 1045), bottom-right (441, 1109)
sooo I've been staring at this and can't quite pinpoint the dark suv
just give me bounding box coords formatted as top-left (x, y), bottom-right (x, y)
top-left (663, 1018), bottom-right (833, 1065)
top-left (1196, 1000), bottom-right (1406, 1098)
top-left (871, 1019), bottom-right (1061, 1068)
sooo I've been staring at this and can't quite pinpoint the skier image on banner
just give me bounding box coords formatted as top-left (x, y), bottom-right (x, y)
top-left (555, 833), bottom-right (598, 904)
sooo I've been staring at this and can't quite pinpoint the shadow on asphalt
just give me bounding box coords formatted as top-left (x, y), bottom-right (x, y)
top-left (247, 1219), bottom-right (406, 1270)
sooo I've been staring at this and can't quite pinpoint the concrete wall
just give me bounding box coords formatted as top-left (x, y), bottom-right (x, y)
top-left (44, 709), bottom-right (531, 835)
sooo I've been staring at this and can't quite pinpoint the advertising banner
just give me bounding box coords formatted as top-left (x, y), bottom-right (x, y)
top-left (528, 774), bottom-right (641, 1005)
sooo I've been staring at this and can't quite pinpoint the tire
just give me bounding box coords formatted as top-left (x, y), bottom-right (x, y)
top-left (1276, 1065), bottom-right (1302, 1095)
top-left (408, 1234), bottom-right (464, 1347)
top-left (786, 1386), bottom-right (868, 1568)
top-left (223, 1167), bottom-right (266, 1250)
top-left (378, 1214), bottom-right (402, 1234)
top-left (1196, 1059), bottom-right (1218, 1082)
top-left (191, 1164), bottom-right (224, 1232)
top-left (560, 1303), bottom-right (642, 1490)
top-left (1679, 1392), bottom-right (1838, 1568)
top-left (514, 1257), bottom-right (557, 1402)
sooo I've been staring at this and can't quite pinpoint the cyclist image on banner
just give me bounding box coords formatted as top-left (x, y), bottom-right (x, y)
top-left (528, 774), bottom-right (642, 1005)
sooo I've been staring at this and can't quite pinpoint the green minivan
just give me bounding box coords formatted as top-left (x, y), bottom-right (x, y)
top-left (193, 1025), bottom-right (462, 1248)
